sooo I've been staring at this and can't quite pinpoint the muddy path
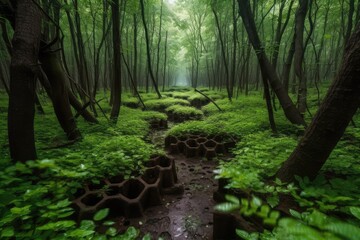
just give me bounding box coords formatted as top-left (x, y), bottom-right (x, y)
top-left (129, 125), bottom-right (219, 239)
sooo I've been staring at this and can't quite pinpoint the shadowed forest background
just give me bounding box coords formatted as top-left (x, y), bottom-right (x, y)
top-left (0, 0), bottom-right (360, 239)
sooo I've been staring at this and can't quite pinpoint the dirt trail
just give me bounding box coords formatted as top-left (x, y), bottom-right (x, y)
top-left (128, 126), bottom-right (219, 239)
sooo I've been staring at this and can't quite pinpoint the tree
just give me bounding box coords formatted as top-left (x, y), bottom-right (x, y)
top-left (276, 24), bottom-right (360, 182)
top-left (8, 0), bottom-right (42, 161)
top-left (237, 0), bottom-right (305, 126)
top-left (294, 0), bottom-right (309, 117)
top-left (110, 0), bottom-right (122, 123)
top-left (139, 0), bottom-right (162, 98)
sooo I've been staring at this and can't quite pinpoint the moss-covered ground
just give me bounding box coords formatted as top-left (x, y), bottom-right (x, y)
top-left (0, 87), bottom-right (360, 239)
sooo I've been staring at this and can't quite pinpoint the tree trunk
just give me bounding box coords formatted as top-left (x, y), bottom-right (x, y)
top-left (212, 6), bottom-right (231, 101)
top-left (39, 51), bottom-right (82, 140)
top-left (110, 0), bottom-right (122, 123)
top-left (237, 0), bottom-right (305, 126)
top-left (140, 0), bottom-right (162, 98)
top-left (8, 0), bottom-right (41, 161)
top-left (276, 25), bottom-right (360, 182)
top-left (294, 0), bottom-right (309, 117)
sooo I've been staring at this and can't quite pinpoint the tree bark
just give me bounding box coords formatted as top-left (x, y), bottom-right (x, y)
top-left (294, 0), bottom-right (309, 117)
top-left (139, 0), bottom-right (162, 98)
top-left (39, 51), bottom-right (82, 140)
top-left (276, 24), bottom-right (360, 182)
top-left (8, 0), bottom-right (41, 161)
top-left (110, 0), bottom-right (122, 123)
top-left (237, 0), bottom-right (305, 126)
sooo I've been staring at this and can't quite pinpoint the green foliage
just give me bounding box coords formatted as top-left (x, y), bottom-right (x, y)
top-left (274, 210), bottom-right (360, 240)
top-left (166, 120), bottom-right (227, 137)
top-left (217, 131), bottom-right (297, 191)
top-left (215, 195), bottom-right (280, 226)
top-left (144, 97), bottom-right (190, 111)
top-left (217, 195), bottom-right (360, 240)
top-left (166, 105), bottom-right (204, 120)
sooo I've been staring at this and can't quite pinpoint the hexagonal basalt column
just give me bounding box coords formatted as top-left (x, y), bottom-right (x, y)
top-left (165, 135), bottom-right (178, 148)
top-left (121, 178), bottom-right (146, 218)
top-left (141, 167), bottom-right (162, 207)
top-left (157, 155), bottom-right (178, 188)
top-left (204, 139), bottom-right (217, 159)
top-left (185, 139), bottom-right (199, 158)
top-left (72, 155), bottom-right (181, 221)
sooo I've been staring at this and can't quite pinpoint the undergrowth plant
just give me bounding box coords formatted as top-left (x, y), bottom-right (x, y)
top-left (216, 195), bottom-right (360, 240)
top-left (165, 105), bottom-right (204, 121)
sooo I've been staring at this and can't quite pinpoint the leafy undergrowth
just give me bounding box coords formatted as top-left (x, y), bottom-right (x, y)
top-left (0, 93), bottom-right (165, 238)
top-left (1, 87), bottom-right (360, 239)
top-left (208, 92), bottom-right (360, 239)
top-left (161, 88), bottom-right (360, 239)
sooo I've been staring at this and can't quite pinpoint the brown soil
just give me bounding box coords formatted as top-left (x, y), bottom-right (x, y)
top-left (122, 155), bottom-right (218, 239)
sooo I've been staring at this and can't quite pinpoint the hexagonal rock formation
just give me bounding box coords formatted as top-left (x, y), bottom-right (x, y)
top-left (72, 155), bottom-right (180, 220)
top-left (165, 134), bottom-right (236, 159)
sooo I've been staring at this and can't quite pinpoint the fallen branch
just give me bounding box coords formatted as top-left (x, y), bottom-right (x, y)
top-left (194, 88), bottom-right (223, 112)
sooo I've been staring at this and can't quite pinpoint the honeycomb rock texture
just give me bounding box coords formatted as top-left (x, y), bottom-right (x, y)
top-left (72, 155), bottom-right (179, 220)
top-left (165, 134), bottom-right (235, 159)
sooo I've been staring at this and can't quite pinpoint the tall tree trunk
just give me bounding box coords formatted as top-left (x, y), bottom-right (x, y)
top-left (276, 25), bottom-right (360, 182)
top-left (39, 51), bottom-right (82, 140)
top-left (133, 13), bottom-right (138, 95)
top-left (282, 33), bottom-right (296, 92)
top-left (8, 0), bottom-right (41, 161)
top-left (162, 30), bottom-right (168, 92)
top-left (237, 0), bottom-right (305, 126)
top-left (156, 0), bottom-right (163, 85)
top-left (212, 6), bottom-right (231, 101)
top-left (294, 0), bottom-right (309, 117)
top-left (110, 0), bottom-right (122, 123)
top-left (139, 0), bottom-right (162, 98)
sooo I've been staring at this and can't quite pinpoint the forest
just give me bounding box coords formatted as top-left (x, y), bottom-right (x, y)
top-left (0, 0), bottom-right (360, 239)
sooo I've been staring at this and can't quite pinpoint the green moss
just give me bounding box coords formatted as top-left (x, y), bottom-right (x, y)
top-left (188, 93), bottom-right (207, 102)
top-left (116, 107), bottom-right (167, 136)
top-left (122, 96), bottom-right (139, 108)
top-left (165, 105), bottom-right (204, 121)
top-left (171, 91), bottom-right (194, 100)
top-left (144, 98), bottom-right (190, 111)
top-left (166, 120), bottom-right (226, 137)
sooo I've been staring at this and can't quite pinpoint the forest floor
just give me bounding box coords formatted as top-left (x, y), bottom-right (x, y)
top-left (1, 88), bottom-right (360, 239)
top-left (117, 126), bottom-right (219, 239)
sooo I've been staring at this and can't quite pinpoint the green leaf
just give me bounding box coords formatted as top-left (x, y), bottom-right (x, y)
top-left (289, 209), bottom-right (302, 219)
top-left (106, 227), bottom-right (117, 237)
top-left (236, 229), bottom-right (259, 240)
top-left (251, 196), bottom-right (262, 208)
top-left (93, 208), bottom-right (109, 221)
top-left (66, 229), bottom-right (95, 238)
top-left (225, 195), bottom-right (239, 205)
top-left (80, 220), bottom-right (95, 231)
top-left (142, 233), bottom-right (151, 240)
top-left (103, 221), bottom-right (115, 226)
top-left (214, 202), bottom-right (239, 212)
top-left (350, 207), bottom-right (360, 220)
top-left (266, 195), bottom-right (279, 208)
top-left (324, 222), bottom-right (360, 240)
top-left (1, 227), bottom-right (14, 237)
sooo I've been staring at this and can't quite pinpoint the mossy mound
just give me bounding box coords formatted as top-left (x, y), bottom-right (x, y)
top-left (144, 98), bottom-right (190, 112)
top-left (165, 105), bottom-right (204, 122)
top-left (122, 97), bottom-right (139, 108)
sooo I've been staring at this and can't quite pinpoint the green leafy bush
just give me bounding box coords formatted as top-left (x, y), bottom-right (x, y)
top-left (217, 131), bottom-right (297, 191)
